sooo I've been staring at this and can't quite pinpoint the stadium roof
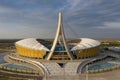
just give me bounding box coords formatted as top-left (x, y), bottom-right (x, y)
top-left (71, 38), bottom-right (101, 51)
top-left (15, 38), bottom-right (49, 51)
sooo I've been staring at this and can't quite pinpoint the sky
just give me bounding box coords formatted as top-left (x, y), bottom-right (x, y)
top-left (0, 0), bottom-right (120, 39)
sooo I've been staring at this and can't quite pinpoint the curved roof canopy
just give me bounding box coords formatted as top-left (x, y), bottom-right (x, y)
top-left (15, 38), bottom-right (49, 51)
top-left (71, 38), bottom-right (101, 51)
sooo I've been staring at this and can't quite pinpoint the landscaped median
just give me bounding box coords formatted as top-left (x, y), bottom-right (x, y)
top-left (0, 64), bottom-right (39, 75)
top-left (0, 75), bottom-right (27, 80)
top-left (88, 65), bottom-right (120, 74)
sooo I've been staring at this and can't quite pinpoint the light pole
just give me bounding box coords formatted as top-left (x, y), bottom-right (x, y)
top-left (86, 65), bottom-right (89, 80)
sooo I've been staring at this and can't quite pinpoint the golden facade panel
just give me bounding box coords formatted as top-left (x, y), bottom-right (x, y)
top-left (75, 46), bottom-right (100, 58)
top-left (15, 44), bottom-right (46, 58)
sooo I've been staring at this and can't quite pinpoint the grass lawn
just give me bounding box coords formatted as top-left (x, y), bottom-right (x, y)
top-left (0, 75), bottom-right (28, 80)
top-left (0, 50), bottom-right (7, 53)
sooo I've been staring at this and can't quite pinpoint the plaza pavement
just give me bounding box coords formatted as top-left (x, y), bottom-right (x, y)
top-left (46, 69), bottom-right (120, 80)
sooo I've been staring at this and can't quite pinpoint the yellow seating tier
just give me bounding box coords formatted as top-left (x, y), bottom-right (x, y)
top-left (15, 44), bottom-right (46, 58)
top-left (74, 46), bottom-right (100, 58)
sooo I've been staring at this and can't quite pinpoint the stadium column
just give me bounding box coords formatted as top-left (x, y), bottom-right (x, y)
top-left (46, 12), bottom-right (73, 60)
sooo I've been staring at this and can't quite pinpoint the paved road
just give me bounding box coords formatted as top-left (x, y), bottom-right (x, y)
top-left (88, 69), bottom-right (120, 80)
top-left (41, 69), bottom-right (120, 80)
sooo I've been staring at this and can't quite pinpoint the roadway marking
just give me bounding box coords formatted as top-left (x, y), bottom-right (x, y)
top-left (92, 78), bottom-right (107, 80)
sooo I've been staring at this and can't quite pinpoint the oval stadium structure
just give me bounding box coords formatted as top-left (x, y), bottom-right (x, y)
top-left (15, 38), bottom-right (101, 59)
top-left (14, 12), bottom-right (101, 60)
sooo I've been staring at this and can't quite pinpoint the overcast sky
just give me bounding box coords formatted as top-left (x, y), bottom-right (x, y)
top-left (0, 0), bottom-right (120, 39)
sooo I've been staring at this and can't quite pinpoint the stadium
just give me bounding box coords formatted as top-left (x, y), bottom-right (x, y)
top-left (15, 38), bottom-right (101, 60)
top-left (1, 12), bottom-right (120, 80)
top-left (15, 12), bottom-right (101, 60)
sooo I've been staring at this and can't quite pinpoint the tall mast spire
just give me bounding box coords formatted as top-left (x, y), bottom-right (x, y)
top-left (46, 12), bottom-right (73, 60)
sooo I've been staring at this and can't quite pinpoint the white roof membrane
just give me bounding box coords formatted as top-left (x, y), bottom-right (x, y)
top-left (71, 38), bottom-right (101, 51)
top-left (15, 38), bottom-right (49, 51)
